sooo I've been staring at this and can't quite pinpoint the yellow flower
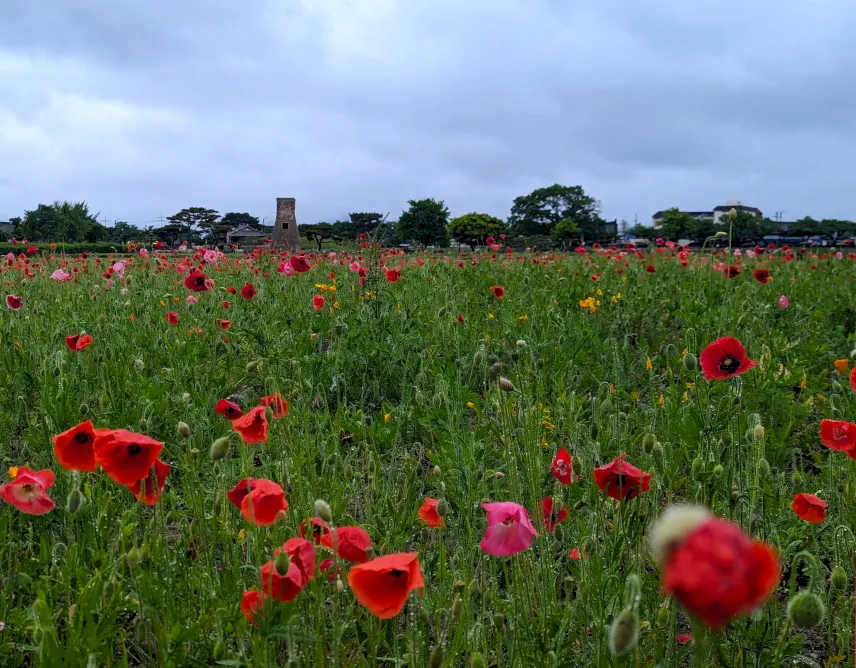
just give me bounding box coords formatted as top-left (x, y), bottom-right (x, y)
top-left (646, 357), bottom-right (653, 371)
top-left (611, 296), bottom-right (617, 304)
top-left (631, 391), bottom-right (638, 401)
top-left (173, 297), bottom-right (179, 303)
top-left (314, 283), bottom-right (328, 292)
top-left (311, 333), bottom-right (317, 341)
top-left (8, 466), bottom-right (18, 479)
top-left (488, 313), bottom-right (495, 319)
top-left (596, 289), bottom-right (603, 296)
top-left (159, 299), bottom-right (166, 307)
top-left (834, 358), bottom-right (849, 375)
top-left (466, 401), bottom-right (476, 409)
top-left (384, 413), bottom-right (391, 422)
top-left (518, 315), bottom-right (528, 323)
top-left (540, 434), bottom-right (548, 446)
top-left (485, 335), bottom-right (490, 342)
top-left (238, 528), bottom-right (245, 543)
top-left (541, 420), bottom-right (554, 429)
top-left (658, 394), bottom-right (665, 406)
top-left (800, 374), bottom-right (807, 390)
top-left (682, 391), bottom-right (689, 402)
top-left (682, 348), bottom-right (688, 356)
top-left (609, 383), bottom-right (615, 395)
top-left (616, 292), bottom-right (621, 299)
top-left (329, 285), bottom-right (336, 293)
top-left (396, 303), bottom-right (401, 310)
top-left (333, 301), bottom-right (340, 309)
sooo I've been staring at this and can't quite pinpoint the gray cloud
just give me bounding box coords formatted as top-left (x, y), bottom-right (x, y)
top-left (1, 0), bottom-right (855, 228)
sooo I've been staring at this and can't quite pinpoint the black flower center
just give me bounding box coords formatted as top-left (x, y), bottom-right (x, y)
top-left (127, 445), bottom-right (142, 456)
top-left (194, 276), bottom-right (204, 286)
top-left (74, 432), bottom-right (91, 444)
top-left (719, 356), bottom-right (741, 374)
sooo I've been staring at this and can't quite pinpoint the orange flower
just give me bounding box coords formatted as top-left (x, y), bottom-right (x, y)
top-left (232, 405), bottom-right (269, 444)
top-left (348, 552), bottom-right (424, 619)
top-left (835, 358), bottom-right (849, 375)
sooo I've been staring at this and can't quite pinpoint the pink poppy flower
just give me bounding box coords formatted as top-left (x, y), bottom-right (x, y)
top-left (185, 295), bottom-right (198, 305)
top-left (0, 467), bottom-right (55, 515)
top-left (51, 269), bottom-right (72, 282)
top-left (778, 295), bottom-right (789, 308)
top-left (479, 501), bottom-right (538, 556)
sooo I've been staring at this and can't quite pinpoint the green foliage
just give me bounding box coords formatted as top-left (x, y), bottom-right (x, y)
top-left (221, 212), bottom-right (262, 230)
top-left (397, 198), bottom-right (450, 248)
top-left (447, 212), bottom-right (507, 247)
top-left (655, 208), bottom-right (700, 241)
top-left (509, 184), bottom-right (602, 238)
top-left (298, 223), bottom-right (343, 251)
top-left (167, 207), bottom-right (222, 242)
top-left (726, 211), bottom-right (779, 243)
top-left (15, 201), bottom-right (101, 242)
top-left (626, 224), bottom-right (656, 239)
top-left (0, 242), bottom-right (124, 254)
top-left (348, 212), bottom-right (386, 237)
top-left (550, 218), bottom-right (581, 246)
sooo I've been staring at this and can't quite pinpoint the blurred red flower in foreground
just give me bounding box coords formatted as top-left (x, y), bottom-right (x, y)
top-left (65, 333), bottom-right (93, 352)
top-left (290, 255), bottom-right (310, 273)
top-left (227, 478), bottom-right (257, 508)
top-left (232, 405), bottom-right (269, 444)
top-left (540, 497), bottom-right (567, 533)
top-left (51, 420), bottom-right (97, 472)
top-left (94, 429), bottom-right (164, 486)
top-left (0, 467), bottom-right (55, 515)
top-left (348, 552), bottom-right (424, 619)
top-left (753, 269), bottom-right (770, 284)
top-left (820, 418), bottom-right (856, 452)
top-left (239, 479), bottom-right (287, 526)
top-left (650, 506), bottom-right (779, 630)
top-left (184, 269), bottom-right (208, 292)
top-left (312, 295), bottom-right (325, 310)
top-left (299, 517), bottom-right (331, 544)
top-left (165, 312), bottom-right (179, 325)
top-left (321, 526), bottom-right (373, 563)
top-left (593, 454), bottom-right (651, 501)
top-left (699, 337), bottom-right (757, 380)
top-left (385, 268), bottom-right (401, 283)
top-left (417, 498), bottom-right (444, 529)
top-left (792, 492), bottom-right (827, 523)
top-left (240, 589), bottom-right (264, 625)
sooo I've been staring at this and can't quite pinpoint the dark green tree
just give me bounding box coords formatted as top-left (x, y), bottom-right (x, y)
top-left (726, 212), bottom-right (778, 243)
top-left (16, 201), bottom-right (100, 242)
top-left (656, 208), bottom-right (700, 241)
top-left (85, 222), bottom-right (109, 242)
top-left (298, 223), bottom-right (344, 251)
top-left (447, 212), bottom-right (507, 248)
top-left (108, 221), bottom-right (139, 243)
top-left (154, 222), bottom-right (197, 246)
top-left (550, 218), bottom-right (582, 248)
top-left (397, 199), bottom-right (450, 248)
top-left (348, 212), bottom-right (386, 237)
top-left (221, 212), bottom-right (262, 230)
top-left (167, 207), bottom-right (221, 242)
top-left (625, 224), bottom-right (656, 239)
top-left (508, 184), bottom-right (602, 237)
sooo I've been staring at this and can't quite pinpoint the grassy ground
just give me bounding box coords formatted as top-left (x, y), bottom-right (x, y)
top-left (0, 244), bottom-right (854, 666)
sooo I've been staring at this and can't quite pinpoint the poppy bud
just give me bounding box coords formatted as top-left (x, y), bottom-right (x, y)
top-left (571, 457), bottom-right (582, 475)
top-left (791, 471), bottom-right (802, 486)
top-left (181, 392), bottom-right (191, 404)
top-left (213, 641), bottom-right (226, 661)
top-left (451, 596), bottom-right (463, 618)
top-left (714, 230), bottom-right (728, 238)
top-left (134, 358), bottom-right (145, 372)
top-left (176, 421), bottom-right (191, 438)
top-left (831, 565), bottom-right (848, 592)
top-left (493, 613), bottom-right (505, 628)
top-left (314, 499), bottom-right (333, 523)
top-left (721, 432), bottom-right (733, 447)
top-left (433, 465), bottom-right (441, 476)
top-left (275, 551), bottom-right (291, 576)
top-left (453, 579), bottom-right (467, 593)
top-left (436, 498), bottom-right (449, 517)
top-left (471, 652), bottom-right (485, 668)
top-left (682, 352), bottom-right (697, 371)
top-left (140, 544), bottom-right (150, 562)
top-left (656, 606), bottom-right (670, 627)
top-left (691, 457), bottom-right (703, 477)
top-left (210, 436), bottom-right (230, 460)
top-left (608, 608), bottom-right (639, 657)
top-left (643, 433), bottom-right (656, 453)
top-left (473, 348), bottom-right (484, 367)
top-left (758, 458), bottom-right (771, 480)
top-left (432, 392), bottom-right (445, 408)
top-left (126, 547), bottom-right (142, 568)
top-left (336, 578), bottom-right (344, 593)
top-left (246, 360), bottom-right (261, 372)
top-left (102, 579), bottom-right (116, 603)
top-left (67, 489), bottom-right (83, 514)
top-left (581, 537), bottom-right (593, 554)
top-left (653, 443), bottom-right (663, 457)
top-left (367, 459), bottom-right (376, 475)
top-left (787, 590), bottom-right (825, 630)
top-left (516, 339), bottom-right (527, 348)
top-left (498, 377), bottom-right (515, 392)
top-left (429, 644), bottom-right (444, 668)
top-left (488, 362), bottom-right (502, 378)
top-left (713, 464), bottom-right (723, 477)
top-left (590, 423), bottom-right (599, 439)
top-left (99, 395), bottom-right (109, 408)
top-left (468, 580), bottom-right (480, 598)
top-left (344, 464), bottom-right (354, 478)
top-left (79, 402), bottom-right (89, 416)
top-left (415, 389), bottom-right (425, 406)
top-left (753, 425), bottom-right (765, 440)
top-left (265, 406), bottom-right (274, 422)
top-left (495, 471), bottom-right (505, 479)
top-left (728, 208), bottom-right (737, 220)
top-left (419, 607), bottom-right (431, 626)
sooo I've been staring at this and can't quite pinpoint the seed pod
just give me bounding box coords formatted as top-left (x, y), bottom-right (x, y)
top-left (126, 547), bottom-right (142, 568)
top-left (265, 406), bottom-right (274, 422)
top-left (79, 403), bottom-right (89, 416)
top-left (758, 458), bottom-right (771, 480)
top-left (210, 436), bottom-right (230, 460)
top-left (245, 360), bottom-right (260, 372)
top-left (133, 358), bottom-right (145, 372)
top-left (429, 644), bottom-right (444, 668)
top-left (140, 544), bottom-right (150, 562)
top-left (314, 499), bottom-right (333, 523)
top-left (451, 596), bottom-right (463, 618)
top-left (453, 580), bottom-right (467, 593)
top-left (493, 613), bottom-right (505, 628)
top-left (721, 432), bottom-right (733, 447)
top-left (713, 464), bottom-right (723, 477)
top-left (753, 425), bottom-right (765, 440)
top-left (643, 433), bottom-right (656, 453)
top-left (498, 377), bottom-right (515, 392)
top-left (176, 422), bottom-right (191, 439)
top-left (433, 465), bottom-right (441, 477)
top-left (656, 606), bottom-right (670, 627)
top-left (608, 608), bottom-right (639, 657)
top-left (415, 389), bottom-right (425, 406)
top-left (682, 352), bottom-right (698, 371)
top-left (67, 489), bottom-right (83, 514)
top-left (488, 362), bottom-right (502, 379)
top-left (791, 471), bottom-right (802, 486)
top-left (653, 443), bottom-right (663, 457)
top-left (470, 652), bottom-right (485, 668)
top-left (181, 392), bottom-right (191, 404)
top-left (691, 457), bottom-right (703, 477)
top-left (787, 590), bottom-right (825, 630)
top-left (516, 339), bottom-right (527, 348)
top-left (275, 551), bottom-right (291, 576)
top-left (436, 498), bottom-right (449, 517)
top-left (831, 566), bottom-right (848, 592)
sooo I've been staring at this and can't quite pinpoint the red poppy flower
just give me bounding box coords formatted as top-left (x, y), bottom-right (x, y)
top-left (0, 466), bottom-right (55, 515)
top-left (850, 367), bottom-right (856, 394)
top-left (222, 300), bottom-right (229, 309)
top-left (227, 287), bottom-right (237, 295)
top-left (540, 497), bottom-right (568, 532)
top-left (215, 398), bottom-right (243, 420)
top-left (240, 478), bottom-right (288, 526)
top-left (312, 295), bottom-right (325, 311)
top-left (385, 269), bottom-right (401, 283)
top-left (699, 337), bottom-right (757, 380)
top-left (593, 454), bottom-right (652, 501)
top-left (92, 429), bottom-right (163, 485)
top-left (661, 516), bottom-right (780, 629)
top-left (227, 477), bottom-right (257, 508)
top-left (232, 405), bottom-right (269, 444)
top-left (551, 447), bottom-right (573, 485)
top-left (240, 589), bottom-right (264, 625)
top-left (65, 333), bottom-right (93, 352)
top-left (321, 526), bottom-right (373, 563)
top-left (299, 517), bottom-right (332, 544)
top-left (645, 264), bottom-right (656, 273)
top-left (260, 393), bottom-right (288, 419)
top-left (676, 635), bottom-right (693, 644)
top-left (752, 269), bottom-right (770, 284)
top-left (51, 420), bottom-right (97, 472)
top-left (569, 547), bottom-right (582, 561)
top-left (791, 492), bottom-right (826, 523)
top-left (457, 313), bottom-right (464, 323)
top-left (274, 537), bottom-right (316, 584)
top-left (417, 498), bottom-right (444, 528)
top-left (260, 559), bottom-right (306, 602)
top-left (290, 255), bottom-right (310, 273)
top-left (184, 269), bottom-right (209, 292)
top-left (348, 552), bottom-right (424, 619)
top-left (490, 285), bottom-right (505, 298)
top-left (724, 265), bottom-right (740, 278)
top-left (241, 283), bottom-right (256, 299)
top-left (819, 419), bottom-right (856, 451)
top-left (165, 311), bottom-right (179, 325)
top-left (6, 295), bottom-right (21, 310)
top-left (128, 459), bottom-right (170, 505)
top-left (216, 319), bottom-right (231, 330)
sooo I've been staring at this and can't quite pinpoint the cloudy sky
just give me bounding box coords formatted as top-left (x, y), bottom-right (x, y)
top-left (1, 0), bottom-right (854, 228)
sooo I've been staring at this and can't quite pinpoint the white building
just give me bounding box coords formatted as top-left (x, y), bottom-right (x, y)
top-left (652, 201), bottom-right (763, 227)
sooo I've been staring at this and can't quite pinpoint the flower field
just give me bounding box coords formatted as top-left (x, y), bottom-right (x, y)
top-left (2, 241), bottom-right (856, 666)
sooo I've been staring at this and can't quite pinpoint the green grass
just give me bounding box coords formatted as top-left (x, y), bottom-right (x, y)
top-left (0, 245), bottom-right (854, 666)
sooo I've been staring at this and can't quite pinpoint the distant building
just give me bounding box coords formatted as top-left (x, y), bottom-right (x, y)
top-left (652, 201), bottom-right (762, 227)
top-left (225, 225), bottom-right (266, 245)
top-left (0, 221), bottom-right (15, 236)
top-left (603, 219), bottom-right (618, 236)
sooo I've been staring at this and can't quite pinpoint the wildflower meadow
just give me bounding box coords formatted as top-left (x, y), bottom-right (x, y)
top-left (2, 239), bottom-right (856, 667)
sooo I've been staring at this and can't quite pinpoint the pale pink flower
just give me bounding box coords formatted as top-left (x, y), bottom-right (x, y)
top-left (120, 288), bottom-right (128, 295)
top-left (665, 240), bottom-right (676, 250)
top-left (5, 253), bottom-right (13, 262)
top-left (479, 501), bottom-right (539, 557)
top-left (836, 251), bottom-right (843, 260)
top-left (278, 262), bottom-right (294, 277)
top-left (328, 252), bottom-right (337, 259)
top-left (186, 295), bottom-right (198, 305)
top-left (778, 295), bottom-right (789, 309)
top-left (733, 248), bottom-right (742, 257)
top-left (111, 261), bottom-right (125, 277)
top-left (745, 250), bottom-right (755, 258)
top-left (105, 279), bottom-right (113, 287)
top-left (203, 250), bottom-right (220, 264)
top-left (137, 248), bottom-right (149, 259)
top-left (51, 269), bottom-right (72, 282)
top-left (349, 261), bottom-right (361, 272)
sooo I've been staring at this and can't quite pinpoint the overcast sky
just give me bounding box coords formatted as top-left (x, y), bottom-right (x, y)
top-left (1, 0), bottom-right (854, 228)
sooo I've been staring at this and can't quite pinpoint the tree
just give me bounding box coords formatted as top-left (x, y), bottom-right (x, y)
top-left (550, 218), bottom-right (581, 248)
top-left (298, 223), bottom-right (344, 251)
top-left (726, 211), bottom-right (778, 243)
top-left (508, 184), bottom-right (602, 237)
top-left (108, 221), bottom-right (139, 243)
top-left (85, 222), bottom-right (109, 242)
top-left (625, 224), bottom-right (656, 239)
top-left (154, 222), bottom-right (197, 247)
top-left (16, 201), bottom-right (101, 242)
top-left (447, 212), bottom-right (507, 248)
top-left (221, 212), bottom-right (261, 230)
top-left (397, 199), bottom-right (450, 248)
top-left (167, 208), bottom-right (221, 242)
top-left (656, 208), bottom-right (699, 241)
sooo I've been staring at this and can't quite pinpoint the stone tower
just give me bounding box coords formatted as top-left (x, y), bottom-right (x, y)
top-left (272, 197), bottom-right (301, 250)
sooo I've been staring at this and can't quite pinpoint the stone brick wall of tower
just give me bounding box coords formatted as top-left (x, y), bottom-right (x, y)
top-left (272, 197), bottom-right (301, 250)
